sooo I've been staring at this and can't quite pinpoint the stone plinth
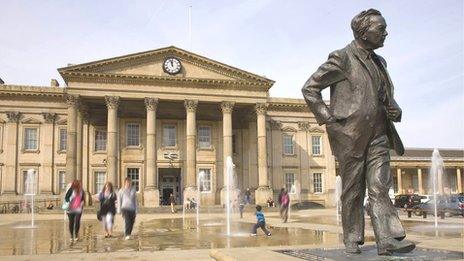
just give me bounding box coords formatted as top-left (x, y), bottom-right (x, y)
top-left (255, 186), bottom-right (272, 205)
top-left (220, 187), bottom-right (240, 206)
top-left (143, 189), bottom-right (160, 207)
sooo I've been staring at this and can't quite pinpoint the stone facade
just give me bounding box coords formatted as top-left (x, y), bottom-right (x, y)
top-left (0, 47), bottom-right (462, 207)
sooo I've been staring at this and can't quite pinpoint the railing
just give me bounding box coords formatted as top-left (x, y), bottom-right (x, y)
top-left (0, 198), bottom-right (61, 214)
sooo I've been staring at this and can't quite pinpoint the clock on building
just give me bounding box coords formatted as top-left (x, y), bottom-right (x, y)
top-left (163, 57), bottom-right (182, 75)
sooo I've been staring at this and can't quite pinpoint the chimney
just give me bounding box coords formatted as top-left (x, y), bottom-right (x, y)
top-left (50, 79), bottom-right (60, 87)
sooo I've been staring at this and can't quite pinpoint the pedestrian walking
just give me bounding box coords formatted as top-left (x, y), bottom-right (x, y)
top-left (118, 177), bottom-right (137, 240)
top-left (250, 205), bottom-right (271, 236)
top-left (279, 188), bottom-right (290, 223)
top-left (98, 182), bottom-right (117, 238)
top-left (63, 180), bottom-right (84, 242)
top-left (239, 195), bottom-right (245, 218)
top-left (169, 193), bottom-right (176, 213)
top-left (245, 188), bottom-right (251, 204)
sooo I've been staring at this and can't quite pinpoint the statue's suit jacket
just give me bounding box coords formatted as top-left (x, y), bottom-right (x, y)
top-left (302, 41), bottom-right (404, 159)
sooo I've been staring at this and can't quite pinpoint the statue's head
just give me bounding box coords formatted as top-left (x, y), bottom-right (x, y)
top-left (351, 9), bottom-right (388, 50)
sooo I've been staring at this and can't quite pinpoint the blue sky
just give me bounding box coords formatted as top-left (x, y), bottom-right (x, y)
top-left (1, 0), bottom-right (463, 149)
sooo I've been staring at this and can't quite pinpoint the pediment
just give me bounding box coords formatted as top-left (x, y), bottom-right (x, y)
top-left (56, 118), bottom-right (67, 125)
top-left (309, 127), bottom-right (325, 133)
top-left (21, 117), bottom-right (42, 124)
top-left (58, 46), bottom-right (274, 89)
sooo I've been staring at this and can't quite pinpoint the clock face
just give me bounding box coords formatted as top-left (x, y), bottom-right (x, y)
top-left (163, 57), bottom-right (181, 75)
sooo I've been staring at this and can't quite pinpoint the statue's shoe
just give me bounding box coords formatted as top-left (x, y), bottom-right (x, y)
top-left (378, 239), bottom-right (415, 255)
top-left (345, 243), bottom-right (361, 254)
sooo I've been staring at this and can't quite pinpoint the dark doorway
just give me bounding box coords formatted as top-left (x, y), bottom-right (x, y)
top-left (158, 168), bottom-right (182, 205)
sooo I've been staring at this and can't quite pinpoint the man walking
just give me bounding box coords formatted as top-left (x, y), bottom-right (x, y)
top-left (301, 9), bottom-right (415, 256)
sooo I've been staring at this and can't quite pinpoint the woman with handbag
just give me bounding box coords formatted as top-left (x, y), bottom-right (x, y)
top-left (98, 182), bottom-right (117, 238)
top-left (63, 180), bottom-right (84, 242)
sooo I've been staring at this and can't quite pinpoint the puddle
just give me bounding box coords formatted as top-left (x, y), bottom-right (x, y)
top-left (0, 218), bottom-right (344, 256)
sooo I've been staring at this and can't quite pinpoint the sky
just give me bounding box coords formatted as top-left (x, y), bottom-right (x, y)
top-left (1, 0), bottom-right (463, 149)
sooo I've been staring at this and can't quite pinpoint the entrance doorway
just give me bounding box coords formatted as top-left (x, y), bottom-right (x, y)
top-left (158, 168), bottom-right (182, 205)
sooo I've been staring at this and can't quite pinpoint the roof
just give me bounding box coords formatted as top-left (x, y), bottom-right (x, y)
top-left (391, 148), bottom-right (464, 159)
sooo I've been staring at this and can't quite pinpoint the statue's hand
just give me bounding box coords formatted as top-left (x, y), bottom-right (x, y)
top-left (387, 106), bottom-right (402, 122)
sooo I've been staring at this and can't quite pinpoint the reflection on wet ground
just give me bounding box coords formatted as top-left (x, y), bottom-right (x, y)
top-left (0, 218), bottom-right (343, 256)
top-left (294, 215), bottom-right (464, 239)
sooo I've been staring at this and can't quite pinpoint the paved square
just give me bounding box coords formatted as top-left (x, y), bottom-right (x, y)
top-left (275, 245), bottom-right (464, 261)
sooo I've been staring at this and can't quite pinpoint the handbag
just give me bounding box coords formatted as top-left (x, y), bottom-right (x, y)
top-left (97, 209), bottom-right (102, 221)
top-left (61, 201), bottom-right (70, 211)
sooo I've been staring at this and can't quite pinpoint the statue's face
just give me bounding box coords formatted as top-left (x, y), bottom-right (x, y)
top-left (363, 15), bottom-right (388, 49)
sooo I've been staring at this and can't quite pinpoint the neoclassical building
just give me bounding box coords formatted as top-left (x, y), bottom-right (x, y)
top-left (0, 47), bottom-right (462, 207)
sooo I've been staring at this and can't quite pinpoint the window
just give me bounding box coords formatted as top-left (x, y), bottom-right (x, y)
top-left (59, 128), bottom-right (67, 151)
top-left (412, 174), bottom-right (418, 192)
top-left (198, 126), bottom-right (211, 148)
top-left (126, 123), bottom-right (140, 147)
top-left (95, 129), bottom-right (107, 151)
top-left (285, 173), bottom-right (295, 192)
top-left (313, 173), bottom-right (323, 193)
top-left (283, 134), bottom-right (294, 155)
top-left (199, 168), bottom-right (212, 192)
top-left (163, 125), bottom-right (176, 147)
top-left (393, 174), bottom-right (398, 193)
top-left (95, 171), bottom-right (106, 193)
top-left (127, 168), bottom-right (140, 192)
top-left (22, 169), bottom-right (37, 195)
top-left (58, 170), bottom-right (66, 192)
top-left (312, 136), bottom-right (322, 155)
top-left (24, 128), bottom-right (38, 150)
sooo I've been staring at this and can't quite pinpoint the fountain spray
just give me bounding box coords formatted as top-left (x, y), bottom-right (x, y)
top-left (431, 148), bottom-right (444, 230)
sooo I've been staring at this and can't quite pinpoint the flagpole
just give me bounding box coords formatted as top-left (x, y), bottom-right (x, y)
top-left (188, 6), bottom-right (192, 50)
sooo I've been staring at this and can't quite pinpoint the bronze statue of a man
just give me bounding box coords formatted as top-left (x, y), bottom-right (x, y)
top-left (302, 9), bottom-right (415, 256)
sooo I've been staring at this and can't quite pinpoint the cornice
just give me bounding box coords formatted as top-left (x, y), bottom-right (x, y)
top-left (0, 85), bottom-right (64, 98)
top-left (61, 71), bottom-right (272, 91)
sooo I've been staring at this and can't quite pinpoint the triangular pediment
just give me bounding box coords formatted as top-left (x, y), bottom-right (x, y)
top-left (21, 117), bottom-right (42, 124)
top-left (58, 46), bottom-right (274, 89)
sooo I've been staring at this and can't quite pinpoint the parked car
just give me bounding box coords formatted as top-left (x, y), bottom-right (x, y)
top-left (413, 195), bottom-right (464, 217)
top-left (420, 195), bottom-right (432, 204)
top-left (394, 194), bottom-right (424, 208)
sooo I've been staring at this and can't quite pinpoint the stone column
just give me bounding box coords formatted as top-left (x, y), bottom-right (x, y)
top-left (271, 121), bottom-right (283, 190)
top-left (184, 99), bottom-right (198, 200)
top-left (254, 103), bottom-right (272, 204)
top-left (457, 167), bottom-right (462, 193)
top-left (220, 101), bottom-right (234, 205)
top-left (105, 96), bottom-right (120, 187)
top-left (65, 94), bottom-right (79, 183)
top-left (438, 168), bottom-right (444, 195)
top-left (76, 105), bottom-right (84, 181)
top-left (82, 113), bottom-right (91, 205)
top-left (3, 112), bottom-right (21, 194)
top-left (417, 168), bottom-right (424, 194)
top-left (41, 113), bottom-right (57, 194)
top-left (144, 97), bottom-right (160, 207)
top-left (397, 168), bottom-right (403, 194)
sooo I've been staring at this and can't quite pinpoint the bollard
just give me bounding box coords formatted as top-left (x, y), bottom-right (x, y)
top-left (440, 212), bottom-right (445, 219)
top-left (423, 211), bottom-right (427, 218)
top-left (407, 210), bottom-right (412, 218)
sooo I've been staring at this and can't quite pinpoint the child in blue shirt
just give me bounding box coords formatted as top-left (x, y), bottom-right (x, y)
top-left (251, 205), bottom-right (271, 236)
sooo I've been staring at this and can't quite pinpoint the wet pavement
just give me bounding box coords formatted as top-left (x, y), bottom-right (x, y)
top-left (0, 218), bottom-right (343, 256)
top-left (293, 215), bottom-right (464, 239)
